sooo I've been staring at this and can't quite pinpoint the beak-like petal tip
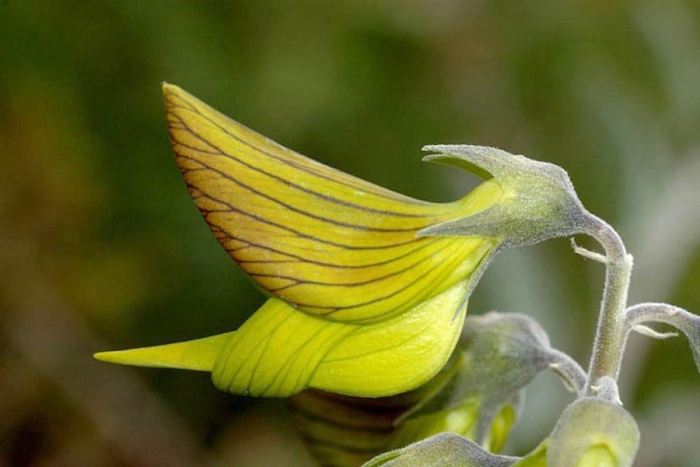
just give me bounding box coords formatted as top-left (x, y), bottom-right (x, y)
top-left (93, 332), bottom-right (233, 372)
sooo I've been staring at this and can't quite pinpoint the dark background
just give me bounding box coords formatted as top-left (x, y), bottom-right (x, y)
top-left (1, 1), bottom-right (699, 465)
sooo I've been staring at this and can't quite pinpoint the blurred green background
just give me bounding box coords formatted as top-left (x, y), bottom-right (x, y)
top-left (1, 1), bottom-right (699, 466)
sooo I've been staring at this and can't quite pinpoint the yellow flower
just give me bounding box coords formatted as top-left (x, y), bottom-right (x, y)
top-left (95, 84), bottom-right (507, 398)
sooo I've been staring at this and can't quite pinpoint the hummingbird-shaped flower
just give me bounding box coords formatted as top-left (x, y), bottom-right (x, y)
top-left (96, 84), bottom-right (588, 398)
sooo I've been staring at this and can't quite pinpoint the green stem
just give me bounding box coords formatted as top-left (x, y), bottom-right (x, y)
top-left (580, 213), bottom-right (634, 399)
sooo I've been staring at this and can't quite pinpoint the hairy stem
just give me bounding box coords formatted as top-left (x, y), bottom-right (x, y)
top-left (580, 213), bottom-right (634, 398)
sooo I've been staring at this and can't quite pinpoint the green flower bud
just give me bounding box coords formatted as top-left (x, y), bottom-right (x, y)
top-left (547, 398), bottom-right (640, 467)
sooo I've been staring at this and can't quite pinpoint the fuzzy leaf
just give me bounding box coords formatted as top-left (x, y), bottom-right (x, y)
top-left (362, 433), bottom-right (517, 467)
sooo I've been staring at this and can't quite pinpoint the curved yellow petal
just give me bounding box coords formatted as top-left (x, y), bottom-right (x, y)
top-left (96, 279), bottom-right (470, 398)
top-left (164, 83), bottom-right (501, 322)
top-left (213, 279), bottom-right (469, 397)
top-left (310, 279), bottom-right (469, 396)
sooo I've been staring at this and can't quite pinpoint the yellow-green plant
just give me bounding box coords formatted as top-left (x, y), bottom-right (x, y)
top-left (96, 85), bottom-right (700, 467)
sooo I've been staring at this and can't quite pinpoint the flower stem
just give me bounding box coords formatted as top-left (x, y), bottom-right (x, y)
top-left (579, 213), bottom-right (634, 399)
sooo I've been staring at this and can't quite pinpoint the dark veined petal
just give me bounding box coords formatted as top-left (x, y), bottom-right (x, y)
top-left (95, 84), bottom-right (507, 402)
top-left (163, 84), bottom-right (501, 323)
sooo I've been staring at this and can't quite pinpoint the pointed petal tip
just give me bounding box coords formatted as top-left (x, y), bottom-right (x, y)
top-left (93, 350), bottom-right (119, 363)
top-left (162, 83), bottom-right (199, 110)
top-left (161, 81), bottom-right (179, 94)
top-left (94, 348), bottom-right (173, 370)
top-left (92, 346), bottom-right (200, 370)
top-left (93, 333), bottom-right (234, 372)
top-left (162, 82), bottom-right (186, 103)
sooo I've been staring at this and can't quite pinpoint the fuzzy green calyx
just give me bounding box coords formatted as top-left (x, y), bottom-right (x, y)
top-left (419, 145), bottom-right (589, 248)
